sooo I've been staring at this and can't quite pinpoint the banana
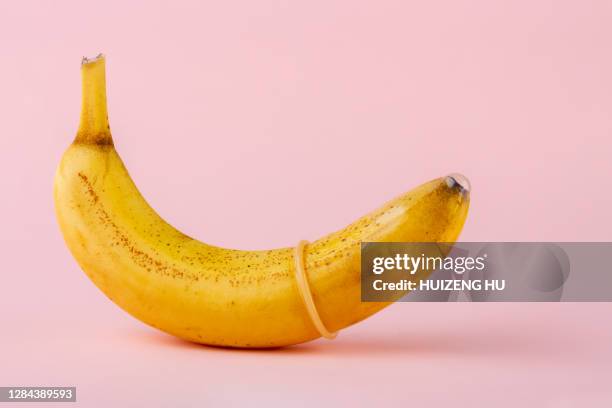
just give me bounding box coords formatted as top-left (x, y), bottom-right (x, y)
top-left (54, 55), bottom-right (470, 348)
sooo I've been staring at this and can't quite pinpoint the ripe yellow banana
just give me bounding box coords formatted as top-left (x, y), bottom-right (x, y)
top-left (54, 55), bottom-right (470, 348)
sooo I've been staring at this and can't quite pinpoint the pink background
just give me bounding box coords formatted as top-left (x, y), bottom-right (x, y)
top-left (1, 0), bottom-right (611, 406)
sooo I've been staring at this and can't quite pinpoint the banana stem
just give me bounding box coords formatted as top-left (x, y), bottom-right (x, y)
top-left (75, 54), bottom-right (113, 145)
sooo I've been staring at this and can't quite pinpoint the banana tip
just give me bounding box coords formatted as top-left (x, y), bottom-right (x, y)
top-left (81, 53), bottom-right (105, 66)
top-left (445, 173), bottom-right (471, 194)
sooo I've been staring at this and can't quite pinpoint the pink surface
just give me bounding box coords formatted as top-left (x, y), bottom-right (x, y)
top-left (1, 0), bottom-right (611, 406)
